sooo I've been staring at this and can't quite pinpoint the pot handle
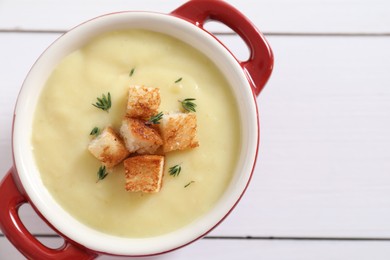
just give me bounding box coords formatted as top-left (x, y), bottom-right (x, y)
top-left (0, 170), bottom-right (97, 260)
top-left (171, 0), bottom-right (273, 96)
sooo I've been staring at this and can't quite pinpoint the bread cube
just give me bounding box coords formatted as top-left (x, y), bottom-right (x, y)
top-left (120, 117), bottom-right (163, 154)
top-left (88, 127), bottom-right (129, 168)
top-left (126, 85), bottom-right (160, 119)
top-left (159, 113), bottom-right (199, 153)
top-left (124, 155), bottom-right (165, 193)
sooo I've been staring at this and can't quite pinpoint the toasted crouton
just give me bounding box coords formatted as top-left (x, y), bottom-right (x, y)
top-left (159, 113), bottom-right (199, 153)
top-left (126, 85), bottom-right (160, 119)
top-left (120, 117), bottom-right (163, 154)
top-left (124, 155), bottom-right (165, 193)
top-left (88, 127), bottom-right (129, 168)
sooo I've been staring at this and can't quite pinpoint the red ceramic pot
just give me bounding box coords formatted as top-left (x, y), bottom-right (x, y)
top-left (0, 0), bottom-right (273, 258)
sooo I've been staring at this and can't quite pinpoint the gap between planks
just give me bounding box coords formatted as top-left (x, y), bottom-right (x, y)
top-left (2, 234), bottom-right (390, 241)
top-left (1, 29), bottom-right (390, 37)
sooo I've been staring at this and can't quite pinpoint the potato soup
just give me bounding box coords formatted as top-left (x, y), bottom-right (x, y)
top-left (32, 29), bottom-right (241, 237)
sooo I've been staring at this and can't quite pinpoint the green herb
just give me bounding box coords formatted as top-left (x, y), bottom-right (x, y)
top-left (96, 165), bottom-right (108, 182)
top-left (129, 68), bottom-right (135, 77)
top-left (146, 111), bottom-right (163, 125)
top-left (90, 127), bottom-right (100, 137)
top-left (175, 77), bottom-right (182, 83)
top-left (179, 98), bottom-right (197, 112)
top-left (92, 92), bottom-right (111, 112)
top-left (184, 181), bottom-right (195, 188)
top-left (169, 164), bottom-right (181, 177)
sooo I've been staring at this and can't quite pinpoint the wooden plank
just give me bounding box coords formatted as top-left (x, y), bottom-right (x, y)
top-left (1, 32), bottom-right (390, 239)
top-left (0, 0), bottom-right (389, 34)
top-left (2, 236), bottom-right (390, 260)
top-left (216, 35), bottom-right (390, 237)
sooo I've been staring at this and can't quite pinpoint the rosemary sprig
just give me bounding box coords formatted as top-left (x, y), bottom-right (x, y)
top-left (96, 165), bottom-right (108, 182)
top-left (184, 181), bottom-right (195, 188)
top-left (92, 92), bottom-right (111, 112)
top-left (90, 127), bottom-right (100, 137)
top-left (129, 68), bottom-right (135, 77)
top-left (179, 98), bottom-right (197, 112)
top-left (146, 111), bottom-right (163, 125)
top-left (169, 164), bottom-right (181, 177)
top-left (175, 77), bottom-right (182, 83)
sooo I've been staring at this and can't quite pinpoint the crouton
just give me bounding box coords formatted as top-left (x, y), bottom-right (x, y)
top-left (126, 85), bottom-right (160, 119)
top-left (159, 113), bottom-right (199, 153)
top-left (88, 127), bottom-right (129, 168)
top-left (120, 117), bottom-right (163, 154)
top-left (124, 155), bottom-right (165, 193)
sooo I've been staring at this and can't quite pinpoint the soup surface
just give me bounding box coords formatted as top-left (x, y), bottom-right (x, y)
top-left (32, 29), bottom-right (240, 237)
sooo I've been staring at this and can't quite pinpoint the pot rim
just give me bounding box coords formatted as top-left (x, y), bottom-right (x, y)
top-left (12, 11), bottom-right (259, 256)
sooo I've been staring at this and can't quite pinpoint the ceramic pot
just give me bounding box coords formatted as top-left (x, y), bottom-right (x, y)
top-left (0, 1), bottom-right (273, 258)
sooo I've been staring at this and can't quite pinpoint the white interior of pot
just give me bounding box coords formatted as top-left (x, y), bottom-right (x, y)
top-left (13, 12), bottom-right (258, 256)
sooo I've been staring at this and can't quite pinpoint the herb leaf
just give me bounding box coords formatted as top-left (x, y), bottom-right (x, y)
top-left (179, 98), bottom-right (197, 112)
top-left (96, 165), bottom-right (108, 182)
top-left (146, 111), bottom-right (163, 125)
top-left (184, 181), bottom-right (195, 188)
top-left (92, 92), bottom-right (111, 112)
top-left (175, 77), bottom-right (182, 83)
top-left (90, 127), bottom-right (100, 137)
top-left (169, 164), bottom-right (181, 177)
top-left (129, 68), bottom-right (135, 77)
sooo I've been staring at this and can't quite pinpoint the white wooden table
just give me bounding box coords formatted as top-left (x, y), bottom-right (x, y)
top-left (1, 1), bottom-right (390, 259)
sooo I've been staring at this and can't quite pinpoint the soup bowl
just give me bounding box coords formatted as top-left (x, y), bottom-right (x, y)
top-left (0, 0), bottom-right (273, 258)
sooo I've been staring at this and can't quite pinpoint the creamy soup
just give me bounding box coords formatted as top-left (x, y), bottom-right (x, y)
top-left (32, 29), bottom-right (240, 237)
